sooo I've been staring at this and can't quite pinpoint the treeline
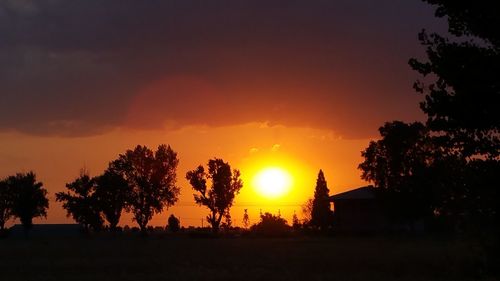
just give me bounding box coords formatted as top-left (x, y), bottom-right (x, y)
top-left (0, 145), bottom-right (244, 234)
top-left (0, 146), bottom-right (333, 235)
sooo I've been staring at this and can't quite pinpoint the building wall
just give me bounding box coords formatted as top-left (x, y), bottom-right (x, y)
top-left (333, 199), bottom-right (387, 233)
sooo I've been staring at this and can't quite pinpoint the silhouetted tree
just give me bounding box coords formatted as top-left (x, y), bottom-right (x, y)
top-left (186, 158), bottom-right (243, 233)
top-left (167, 214), bottom-right (180, 232)
top-left (251, 212), bottom-right (290, 236)
top-left (242, 209), bottom-right (249, 229)
top-left (410, 2), bottom-right (500, 274)
top-left (409, 1), bottom-right (500, 160)
top-left (56, 171), bottom-right (103, 232)
top-left (94, 169), bottom-right (130, 231)
top-left (292, 211), bottom-right (301, 230)
top-left (311, 170), bottom-right (333, 230)
top-left (111, 145), bottom-right (180, 232)
top-left (358, 121), bottom-right (435, 225)
top-left (301, 198), bottom-right (313, 225)
top-left (407, 2), bottom-right (500, 231)
top-left (7, 172), bottom-right (49, 230)
top-left (0, 179), bottom-right (13, 231)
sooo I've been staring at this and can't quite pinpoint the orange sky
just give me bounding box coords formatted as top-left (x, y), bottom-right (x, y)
top-left (0, 0), bottom-right (445, 228)
top-left (0, 123), bottom-right (370, 227)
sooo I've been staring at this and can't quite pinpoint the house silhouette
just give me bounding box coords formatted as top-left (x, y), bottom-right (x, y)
top-left (329, 185), bottom-right (387, 233)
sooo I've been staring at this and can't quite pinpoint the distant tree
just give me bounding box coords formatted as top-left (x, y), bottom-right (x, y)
top-left (221, 211), bottom-right (232, 230)
top-left (94, 169), bottom-right (130, 231)
top-left (301, 198), bottom-right (313, 225)
top-left (7, 172), bottom-right (49, 230)
top-left (167, 214), bottom-right (180, 232)
top-left (292, 211), bottom-right (301, 230)
top-left (311, 170), bottom-right (333, 230)
top-left (0, 179), bottom-right (13, 231)
top-left (251, 212), bottom-right (290, 236)
top-left (242, 209), bottom-right (249, 229)
top-left (110, 145), bottom-right (180, 232)
top-left (409, 1), bottom-right (500, 160)
top-left (56, 171), bottom-right (103, 232)
top-left (186, 158), bottom-right (243, 233)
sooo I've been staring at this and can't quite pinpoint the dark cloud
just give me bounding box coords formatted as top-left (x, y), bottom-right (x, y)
top-left (0, 0), bottom-right (445, 138)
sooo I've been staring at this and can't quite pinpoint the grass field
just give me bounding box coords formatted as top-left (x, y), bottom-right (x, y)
top-left (0, 235), bottom-right (488, 281)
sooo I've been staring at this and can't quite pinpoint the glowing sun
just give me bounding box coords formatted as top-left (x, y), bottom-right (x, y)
top-left (253, 167), bottom-right (292, 199)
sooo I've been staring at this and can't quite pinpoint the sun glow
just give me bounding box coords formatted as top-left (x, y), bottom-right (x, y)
top-left (253, 167), bottom-right (292, 199)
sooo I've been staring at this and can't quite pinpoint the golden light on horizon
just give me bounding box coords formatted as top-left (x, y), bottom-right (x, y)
top-left (253, 167), bottom-right (292, 199)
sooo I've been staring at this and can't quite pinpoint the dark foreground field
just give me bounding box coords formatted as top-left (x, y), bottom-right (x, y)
top-left (0, 235), bottom-right (488, 281)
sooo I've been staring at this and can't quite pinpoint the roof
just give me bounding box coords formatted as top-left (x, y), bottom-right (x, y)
top-left (329, 185), bottom-right (376, 201)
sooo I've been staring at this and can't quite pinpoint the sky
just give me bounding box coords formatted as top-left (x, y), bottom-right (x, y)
top-left (0, 0), bottom-right (445, 227)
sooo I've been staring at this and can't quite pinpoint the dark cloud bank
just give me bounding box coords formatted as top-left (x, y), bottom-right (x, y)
top-left (0, 0), bottom-right (444, 138)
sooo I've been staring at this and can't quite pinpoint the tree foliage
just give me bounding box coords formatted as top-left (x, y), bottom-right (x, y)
top-left (56, 171), bottom-right (104, 232)
top-left (0, 179), bottom-right (13, 231)
top-left (7, 172), bottom-right (49, 230)
top-left (358, 121), bottom-right (438, 224)
top-left (94, 169), bottom-right (130, 231)
top-left (167, 214), bottom-right (180, 232)
top-left (311, 170), bottom-right (333, 230)
top-left (301, 198), bottom-right (313, 225)
top-left (111, 145), bottom-right (180, 232)
top-left (251, 212), bottom-right (290, 236)
top-left (409, 1), bottom-right (500, 160)
top-left (242, 209), bottom-right (249, 229)
top-left (186, 158), bottom-right (243, 232)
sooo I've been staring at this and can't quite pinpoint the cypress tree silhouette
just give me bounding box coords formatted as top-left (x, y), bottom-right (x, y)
top-left (311, 170), bottom-right (333, 230)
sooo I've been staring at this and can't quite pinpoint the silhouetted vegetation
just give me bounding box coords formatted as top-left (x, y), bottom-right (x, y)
top-left (110, 145), bottom-right (180, 232)
top-left (186, 158), bottom-right (243, 233)
top-left (94, 169), bottom-right (130, 231)
top-left (6, 172), bottom-right (49, 230)
top-left (358, 121), bottom-right (435, 227)
top-left (310, 170), bottom-right (333, 230)
top-left (409, 1), bottom-right (500, 160)
top-left (242, 208), bottom-right (249, 229)
top-left (292, 212), bottom-right (301, 230)
top-left (167, 214), bottom-right (180, 233)
top-left (354, 0), bottom-right (500, 276)
top-left (357, 0), bottom-right (500, 232)
top-left (56, 170), bottom-right (104, 232)
top-left (250, 212), bottom-right (290, 236)
top-left (0, 179), bottom-right (13, 231)
top-left (301, 198), bottom-right (313, 225)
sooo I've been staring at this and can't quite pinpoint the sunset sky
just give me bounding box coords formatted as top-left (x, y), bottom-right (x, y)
top-left (0, 0), bottom-right (445, 227)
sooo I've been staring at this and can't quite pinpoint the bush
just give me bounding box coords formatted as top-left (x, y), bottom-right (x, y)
top-left (167, 214), bottom-right (180, 233)
top-left (251, 212), bottom-right (291, 237)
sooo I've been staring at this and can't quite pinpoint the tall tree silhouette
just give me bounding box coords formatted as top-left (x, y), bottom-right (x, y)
top-left (7, 172), bottom-right (49, 230)
top-left (311, 170), bottom-right (333, 230)
top-left (111, 145), bottom-right (180, 232)
top-left (358, 121), bottom-right (437, 224)
top-left (0, 179), bottom-right (13, 231)
top-left (409, 1), bottom-right (500, 159)
top-left (56, 170), bottom-right (104, 232)
top-left (186, 158), bottom-right (243, 233)
top-left (94, 169), bottom-right (130, 231)
top-left (407, 1), bottom-right (500, 230)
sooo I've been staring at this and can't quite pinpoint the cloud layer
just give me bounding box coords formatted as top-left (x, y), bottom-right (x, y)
top-left (0, 0), bottom-right (443, 138)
